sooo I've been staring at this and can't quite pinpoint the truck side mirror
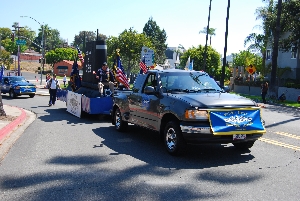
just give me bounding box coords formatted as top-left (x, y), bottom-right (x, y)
top-left (144, 86), bottom-right (156, 95)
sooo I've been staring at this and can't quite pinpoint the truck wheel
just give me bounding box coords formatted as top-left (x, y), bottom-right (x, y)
top-left (232, 141), bottom-right (255, 149)
top-left (29, 94), bottom-right (35, 98)
top-left (164, 121), bottom-right (185, 156)
top-left (9, 90), bottom-right (16, 98)
top-left (114, 108), bottom-right (128, 132)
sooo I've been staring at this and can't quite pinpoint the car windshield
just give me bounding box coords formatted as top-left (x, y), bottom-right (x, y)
top-left (8, 77), bottom-right (27, 83)
top-left (160, 71), bottom-right (222, 93)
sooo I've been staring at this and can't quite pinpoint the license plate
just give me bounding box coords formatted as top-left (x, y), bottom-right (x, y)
top-left (233, 134), bottom-right (246, 140)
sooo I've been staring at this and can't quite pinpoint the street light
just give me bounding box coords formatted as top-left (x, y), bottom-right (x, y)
top-left (20, 16), bottom-right (44, 85)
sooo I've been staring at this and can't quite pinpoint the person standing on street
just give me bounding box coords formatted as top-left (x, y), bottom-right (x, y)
top-left (96, 62), bottom-right (115, 96)
top-left (261, 81), bottom-right (268, 104)
top-left (63, 74), bottom-right (67, 87)
top-left (47, 74), bottom-right (60, 106)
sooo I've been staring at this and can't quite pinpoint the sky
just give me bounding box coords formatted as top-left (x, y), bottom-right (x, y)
top-left (0, 0), bottom-right (265, 56)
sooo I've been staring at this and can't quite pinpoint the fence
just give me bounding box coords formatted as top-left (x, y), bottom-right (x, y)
top-left (233, 85), bottom-right (300, 102)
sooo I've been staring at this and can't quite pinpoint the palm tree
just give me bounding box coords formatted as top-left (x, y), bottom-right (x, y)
top-left (252, 0), bottom-right (277, 75)
top-left (199, 27), bottom-right (216, 46)
top-left (202, 0), bottom-right (212, 72)
top-left (37, 24), bottom-right (51, 52)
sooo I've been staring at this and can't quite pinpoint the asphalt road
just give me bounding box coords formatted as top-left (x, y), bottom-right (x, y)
top-left (0, 93), bottom-right (300, 200)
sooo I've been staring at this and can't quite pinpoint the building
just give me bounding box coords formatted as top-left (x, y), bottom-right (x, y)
top-left (165, 47), bottom-right (184, 69)
top-left (265, 32), bottom-right (300, 81)
top-left (20, 50), bottom-right (41, 62)
top-left (53, 60), bottom-right (83, 76)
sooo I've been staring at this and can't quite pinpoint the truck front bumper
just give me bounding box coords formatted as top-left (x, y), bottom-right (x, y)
top-left (180, 122), bottom-right (263, 144)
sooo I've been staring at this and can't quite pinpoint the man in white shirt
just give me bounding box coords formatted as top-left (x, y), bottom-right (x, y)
top-left (47, 74), bottom-right (60, 106)
top-left (63, 74), bottom-right (67, 87)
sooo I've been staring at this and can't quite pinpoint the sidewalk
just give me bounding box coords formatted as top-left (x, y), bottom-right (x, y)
top-left (0, 105), bottom-right (35, 160)
top-left (0, 105), bottom-right (27, 143)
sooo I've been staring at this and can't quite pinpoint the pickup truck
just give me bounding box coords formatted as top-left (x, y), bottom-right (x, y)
top-left (112, 69), bottom-right (266, 155)
top-left (1, 76), bottom-right (36, 98)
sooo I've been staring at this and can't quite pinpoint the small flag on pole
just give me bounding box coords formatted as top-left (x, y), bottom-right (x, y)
top-left (185, 56), bottom-right (190, 70)
top-left (117, 68), bottom-right (130, 89)
top-left (139, 57), bottom-right (148, 74)
top-left (116, 56), bottom-right (130, 89)
top-left (189, 60), bottom-right (194, 71)
top-left (77, 47), bottom-right (84, 64)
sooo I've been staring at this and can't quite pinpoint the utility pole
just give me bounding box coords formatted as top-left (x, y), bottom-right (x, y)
top-left (221, 0), bottom-right (230, 87)
top-left (203, 0), bottom-right (212, 72)
top-left (12, 23), bottom-right (24, 76)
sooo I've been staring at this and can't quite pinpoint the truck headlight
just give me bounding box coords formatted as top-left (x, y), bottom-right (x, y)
top-left (15, 86), bottom-right (20, 89)
top-left (185, 110), bottom-right (208, 120)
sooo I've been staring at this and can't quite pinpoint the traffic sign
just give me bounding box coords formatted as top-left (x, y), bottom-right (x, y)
top-left (245, 64), bottom-right (256, 75)
top-left (141, 46), bottom-right (154, 66)
top-left (16, 40), bottom-right (26, 45)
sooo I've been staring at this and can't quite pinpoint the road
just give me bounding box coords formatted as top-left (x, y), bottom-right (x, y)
top-left (0, 90), bottom-right (300, 200)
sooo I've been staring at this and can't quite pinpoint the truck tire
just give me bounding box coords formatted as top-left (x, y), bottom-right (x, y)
top-left (164, 121), bottom-right (185, 156)
top-left (9, 89), bottom-right (16, 98)
top-left (114, 108), bottom-right (128, 132)
top-left (232, 141), bottom-right (255, 149)
top-left (29, 94), bottom-right (35, 98)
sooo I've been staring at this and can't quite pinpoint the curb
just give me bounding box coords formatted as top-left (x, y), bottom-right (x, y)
top-left (0, 107), bottom-right (27, 142)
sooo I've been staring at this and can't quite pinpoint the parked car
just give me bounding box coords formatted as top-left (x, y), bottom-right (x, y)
top-left (1, 76), bottom-right (36, 98)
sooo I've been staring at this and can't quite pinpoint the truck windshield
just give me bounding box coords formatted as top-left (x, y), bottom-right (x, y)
top-left (160, 72), bottom-right (222, 93)
top-left (8, 77), bottom-right (27, 83)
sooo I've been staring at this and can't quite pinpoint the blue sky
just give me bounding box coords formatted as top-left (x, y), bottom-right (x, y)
top-left (0, 0), bottom-right (265, 55)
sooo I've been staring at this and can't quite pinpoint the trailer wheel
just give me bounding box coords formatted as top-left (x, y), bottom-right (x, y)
top-left (114, 108), bottom-right (128, 132)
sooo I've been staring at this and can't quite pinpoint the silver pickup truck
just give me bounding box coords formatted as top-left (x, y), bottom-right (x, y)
top-left (112, 69), bottom-right (266, 155)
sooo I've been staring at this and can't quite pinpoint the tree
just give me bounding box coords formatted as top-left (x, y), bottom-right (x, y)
top-left (179, 45), bottom-right (222, 79)
top-left (252, 0), bottom-right (277, 76)
top-left (0, 49), bottom-right (13, 69)
top-left (270, 0), bottom-right (282, 95)
top-left (46, 29), bottom-right (65, 50)
top-left (233, 50), bottom-right (263, 72)
top-left (2, 26), bottom-right (33, 54)
top-left (33, 24), bottom-right (52, 53)
top-left (73, 31), bottom-right (107, 51)
top-left (279, 0), bottom-right (300, 51)
top-left (143, 17), bottom-right (167, 64)
top-left (45, 47), bottom-right (78, 68)
top-left (199, 27), bottom-right (216, 46)
top-left (106, 28), bottom-right (153, 76)
top-left (0, 28), bottom-right (14, 41)
top-left (244, 33), bottom-right (268, 75)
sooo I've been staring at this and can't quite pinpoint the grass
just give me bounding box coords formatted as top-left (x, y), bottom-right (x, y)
top-left (233, 93), bottom-right (300, 108)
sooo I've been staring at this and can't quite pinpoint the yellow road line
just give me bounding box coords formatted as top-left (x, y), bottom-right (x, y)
top-left (258, 138), bottom-right (300, 151)
top-left (273, 131), bottom-right (300, 140)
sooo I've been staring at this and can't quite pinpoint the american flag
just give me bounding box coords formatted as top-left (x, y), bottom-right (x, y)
top-left (117, 58), bottom-right (126, 75)
top-left (77, 47), bottom-right (84, 64)
top-left (117, 68), bottom-right (130, 89)
top-left (139, 57), bottom-right (147, 74)
top-left (117, 58), bottom-right (130, 89)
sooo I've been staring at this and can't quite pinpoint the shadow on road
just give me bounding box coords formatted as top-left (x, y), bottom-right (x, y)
top-left (92, 124), bottom-right (254, 169)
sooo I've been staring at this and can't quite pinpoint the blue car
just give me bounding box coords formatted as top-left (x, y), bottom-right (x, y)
top-left (1, 76), bottom-right (36, 98)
